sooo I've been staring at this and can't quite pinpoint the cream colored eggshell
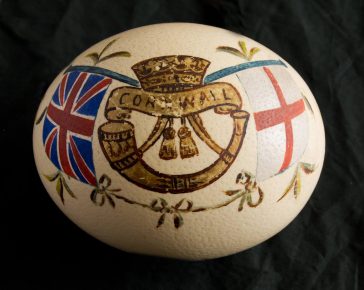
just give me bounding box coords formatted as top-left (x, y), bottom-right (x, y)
top-left (33, 23), bottom-right (325, 260)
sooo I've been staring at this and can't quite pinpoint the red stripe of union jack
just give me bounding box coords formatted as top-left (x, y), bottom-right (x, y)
top-left (42, 71), bottom-right (112, 186)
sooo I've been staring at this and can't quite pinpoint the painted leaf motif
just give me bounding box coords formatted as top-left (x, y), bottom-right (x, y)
top-left (302, 94), bottom-right (314, 114)
top-left (86, 52), bottom-right (99, 64)
top-left (98, 51), bottom-right (131, 63)
top-left (217, 46), bottom-right (245, 58)
top-left (238, 195), bottom-right (246, 211)
top-left (150, 199), bottom-right (158, 208)
top-left (99, 38), bottom-right (118, 58)
top-left (174, 199), bottom-right (185, 209)
top-left (108, 188), bottom-right (121, 192)
top-left (294, 172), bottom-right (301, 198)
top-left (90, 189), bottom-right (98, 203)
top-left (238, 41), bottom-right (248, 56)
top-left (106, 194), bottom-right (115, 208)
top-left (62, 177), bottom-right (76, 198)
top-left (173, 198), bottom-right (193, 211)
top-left (248, 47), bottom-right (260, 60)
top-left (173, 214), bottom-right (184, 229)
top-left (277, 170), bottom-right (297, 202)
top-left (157, 213), bottom-right (166, 228)
top-left (225, 189), bottom-right (241, 196)
top-left (301, 162), bottom-right (315, 174)
top-left (160, 198), bottom-right (168, 207)
top-left (35, 107), bottom-right (47, 125)
top-left (99, 195), bottom-right (105, 206)
top-left (56, 177), bottom-right (64, 204)
top-left (186, 200), bottom-right (193, 210)
top-left (44, 173), bottom-right (59, 182)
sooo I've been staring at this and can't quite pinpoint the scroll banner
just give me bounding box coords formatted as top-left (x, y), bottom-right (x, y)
top-left (99, 82), bottom-right (250, 194)
top-left (105, 82), bottom-right (242, 120)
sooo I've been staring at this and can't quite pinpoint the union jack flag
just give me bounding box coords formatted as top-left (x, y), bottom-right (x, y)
top-left (43, 71), bottom-right (112, 186)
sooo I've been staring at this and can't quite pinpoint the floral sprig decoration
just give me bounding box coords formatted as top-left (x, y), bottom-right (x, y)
top-left (90, 174), bottom-right (121, 207)
top-left (224, 171), bottom-right (264, 211)
top-left (43, 162), bottom-right (315, 230)
top-left (86, 38), bottom-right (131, 65)
top-left (277, 162), bottom-right (315, 201)
top-left (44, 171), bottom-right (76, 204)
top-left (44, 170), bottom-right (265, 229)
top-left (217, 40), bottom-right (260, 61)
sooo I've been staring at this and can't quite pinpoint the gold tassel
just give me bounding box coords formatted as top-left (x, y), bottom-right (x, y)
top-left (159, 119), bottom-right (178, 160)
top-left (178, 118), bottom-right (199, 159)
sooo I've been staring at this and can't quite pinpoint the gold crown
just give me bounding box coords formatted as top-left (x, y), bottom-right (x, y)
top-left (131, 55), bottom-right (210, 93)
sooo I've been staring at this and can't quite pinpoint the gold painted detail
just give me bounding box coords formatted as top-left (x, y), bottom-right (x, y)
top-left (178, 121), bottom-right (199, 159)
top-left (131, 55), bottom-right (210, 89)
top-left (105, 83), bottom-right (242, 119)
top-left (99, 55), bottom-right (250, 194)
top-left (159, 122), bottom-right (178, 160)
top-left (99, 110), bottom-right (249, 193)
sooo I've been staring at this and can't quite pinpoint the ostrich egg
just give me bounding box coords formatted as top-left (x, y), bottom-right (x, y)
top-left (33, 23), bottom-right (325, 260)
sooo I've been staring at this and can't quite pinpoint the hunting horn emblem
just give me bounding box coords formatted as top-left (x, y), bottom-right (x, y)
top-left (98, 55), bottom-right (250, 193)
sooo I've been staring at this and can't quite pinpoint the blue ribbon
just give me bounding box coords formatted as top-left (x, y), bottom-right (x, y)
top-left (204, 59), bottom-right (286, 84)
top-left (66, 59), bottom-right (286, 88)
top-left (66, 65), bottom-right (140, 87)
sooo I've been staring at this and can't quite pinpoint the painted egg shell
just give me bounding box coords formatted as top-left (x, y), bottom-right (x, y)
top-left (33, 23), bottom-right (325, 260)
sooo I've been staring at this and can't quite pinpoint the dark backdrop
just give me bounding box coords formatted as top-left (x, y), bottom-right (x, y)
top-left (1, 0), bottom-right (363, 289)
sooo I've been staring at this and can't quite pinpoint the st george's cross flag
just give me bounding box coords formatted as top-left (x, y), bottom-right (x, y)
top-left (42, 71), bottom-right (112, 186)
top-left (237, 65), bottom-right (309, 181)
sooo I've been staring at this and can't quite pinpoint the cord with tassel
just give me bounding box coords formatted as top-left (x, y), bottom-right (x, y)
top-left (159, 118), bottom-right (178, 160)
top-left (178, 117), bottom-right (199, 159)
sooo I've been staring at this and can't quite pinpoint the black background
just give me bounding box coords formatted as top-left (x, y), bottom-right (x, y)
top-left (1, 0), bottom-right (363, 289)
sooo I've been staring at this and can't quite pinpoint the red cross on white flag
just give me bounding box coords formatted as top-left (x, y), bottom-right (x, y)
top-left (237, 66), bottom-right (309, 181)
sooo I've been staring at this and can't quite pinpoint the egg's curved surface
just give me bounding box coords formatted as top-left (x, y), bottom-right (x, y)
top-left (33, 23), bottom-right (325, 260)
